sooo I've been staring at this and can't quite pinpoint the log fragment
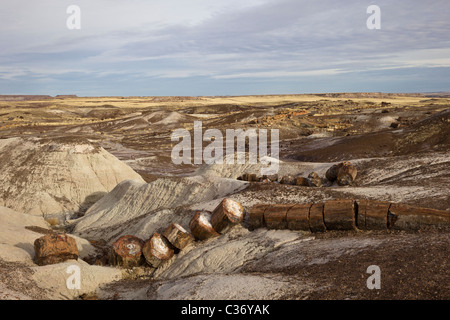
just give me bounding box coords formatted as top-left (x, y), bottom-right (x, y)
top-left (325, 163), bottom-right (342, 182)
top-left (309, 203), bottom-right (326, 232)
top-left (358, 200), bottom-right (390, 230)
top-left (142, 233), bottom-right (175, 268)
top-left (110, 235), bottom-right (145, 268)
top-left (286, 203), bottom-right (311, 231)
top-left (249, 204), bottom-right (268, 229)
top-left (388, 203), bottom-right (450, 230)
top-left (280, 176), bottom-right (296, 185)
top-left (210, 198), bottom-right (245, 233)
top-left (264, 204), bottom-right (294, 229)
top-left (189, 210), bottom-right (220, 240)
top-left (163, 223), bottom-right (195, 250)
top-left (34, 233), bottom-right (79, 266)
top-left (308, 172), bottom-right (323, 187)
top-left (337, 161), bottom-right (357, 186)
top-left (295, 177), bottom-right (312, 187)
top-left (323, 199), bottom-right (356, 230)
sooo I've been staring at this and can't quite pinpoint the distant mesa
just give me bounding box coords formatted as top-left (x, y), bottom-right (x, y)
top-left (0, 94), bottom-right (78, 101)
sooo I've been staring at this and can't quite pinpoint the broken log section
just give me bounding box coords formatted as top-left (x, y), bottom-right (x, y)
top-left (210, 198), bottom-right (245, 233)
top-left (189, 210), bottom-right (220, 240)
top-left (110, 235), bottom-right (145, 269)
top-left (163, 223), bottom-right (195, 250)
top-left (142, 233), bottom-right (175, 268)
top-left (388, 203), bottom-right (450, 230)
top-left (323, 199), bottom-right (356, 230)
top-left (250, 199), bottom-right (450, 232)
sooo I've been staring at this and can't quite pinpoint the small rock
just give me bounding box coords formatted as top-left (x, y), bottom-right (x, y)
top-left (34, 233), bottom-right (79, 266)
top-left (308, 172), bottom-right (323, 187)
top-left (325, 163), bottom-right (342, 182)
top-left (295, 176), bottom-right (312, 187)
top-left (337, 161), bottom-right (357, 186)
top-left (280, 175), bottom-right (296, 185)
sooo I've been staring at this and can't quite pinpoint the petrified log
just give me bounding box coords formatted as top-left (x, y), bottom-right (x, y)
top-left (337, 161), bottom-right (357, 186)
top-left (142, 233), bottom-right (175, 268)
top-left (295, 177), bottom-right (312, 187)
top-left (308, 172), bottom-right (323, 187)
top-left (358, 200), bottom-right (390, 230)
top-left (325, 163), bottom-right (341, 182)
top-left (189, 210), bottom-right (220, 240)
top-left (286, 203), bottom-right (311, 231)
top-left (34, 233), bottom-right (79, 266)
top-left (264, 204), bottom-right (294, 229)
top-left (280, 176), bottom-right (296, 185)
top-left (163, 223), bottom-right (195, 250)
top-left (387, 203), bottom-right (450, 230)
top-left (210, 198), bottom-right (245, 233)
top-left (250, 204), bottom-right (268, 229)
top-left (309, 203), bottom-right (326, 232)
top-left (110, 235), bottom-right (145, 268)
top-left (323, 199), bottom-right (356, 230)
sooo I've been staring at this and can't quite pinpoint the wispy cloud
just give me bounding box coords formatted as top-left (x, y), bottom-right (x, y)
top-left (0, 0), bottom-right (449, 95)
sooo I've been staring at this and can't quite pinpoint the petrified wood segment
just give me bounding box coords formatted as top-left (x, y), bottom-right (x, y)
top-left (264, 204), bottom-right (294, 229)
top-left (286, 203), bottom-right (311, 231)
top-left (189, 210), bottom-right (220, 240)
top-left (358, 200), bottom-right (390, 230)
top-left (250, 204), bottom-right (268, 229)
top-left (309, 203), bottom-right (326, 232)
top-left (163, 223), bottom-right (195, 250)
top-left (388, 203), bottom-right (450, 230)
top-left (337, 162), bottom-right (357, 186)
top-left (323, 199), bottom-right (356, 230)
top-left (110, 235), bottom-right (145, 268)
top-left (210, 198), bottom-right (245, 233)
top-left (142, 233), bottom-right (175, 268)
top-left (34, 233), bottom-right (79, 266)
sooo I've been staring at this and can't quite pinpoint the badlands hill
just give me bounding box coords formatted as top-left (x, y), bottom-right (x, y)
top-left (0, 137), bottom-right (144, 222)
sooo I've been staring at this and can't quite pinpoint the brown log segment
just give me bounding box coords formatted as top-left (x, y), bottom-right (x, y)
top-left (142, 233), bottom-right (175, 268)
top-left (286, 203), bottom-right (312, 231)
top-left (163, 223), bottom-right (195, 250)
top-left (295, 177), bottom-right (312, 187)
top-left (337, 162), bottom-right (357, 186)
top-left (325, 163), bottom-right (342, 182)
top-left (249, 204), bottom-right (268, 229)
top-left (34, 233), bottom-right (79, 266)
top-left (264, 204), bottom-right (294, 229)
top-left (210, 198), bottom-right (245, 233)
top-left (308, 172), bottom-right (323, 187)
top-left (189, 210), bottom-right (220, 240)
top-left (388, 203), bottom-right (450, 230)
top-left (309, 203), bottom-right (326, 232)
top-left (280, 176), bottom-right (296, 185)
top-left (323, 199), bottom-right (356, 230)
top-left (358, 200), bottom-right (390, 230)
top-left (110, 235), bottom-right (145, 268)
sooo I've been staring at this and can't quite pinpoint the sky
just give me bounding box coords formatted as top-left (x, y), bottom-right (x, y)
top-left (0, 0), bottom-right (449, 96)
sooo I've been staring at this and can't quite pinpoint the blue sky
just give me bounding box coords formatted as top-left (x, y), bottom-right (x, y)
top-left (0, 0), bottom-right (449, 96)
